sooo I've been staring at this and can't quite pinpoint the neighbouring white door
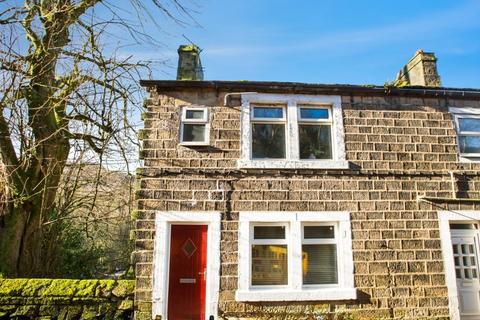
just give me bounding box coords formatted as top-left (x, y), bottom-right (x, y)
top-left (451, 223), bottom-right (480, 320)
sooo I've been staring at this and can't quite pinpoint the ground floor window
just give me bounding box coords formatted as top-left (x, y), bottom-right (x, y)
top-left (236, 211), bottom-right (356, 302)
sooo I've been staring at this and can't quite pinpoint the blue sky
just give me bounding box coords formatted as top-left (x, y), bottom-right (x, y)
top-left (129, 0), bottom-right (480, 88)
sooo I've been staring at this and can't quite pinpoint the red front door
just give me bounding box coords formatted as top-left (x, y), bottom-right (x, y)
top-left (168, 224), bottom-right (208, 320)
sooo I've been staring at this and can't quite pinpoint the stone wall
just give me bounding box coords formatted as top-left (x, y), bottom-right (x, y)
top-left (134, 87), bottom-right (480, 319)
top-left (0, 279), bottom-right (135, 319)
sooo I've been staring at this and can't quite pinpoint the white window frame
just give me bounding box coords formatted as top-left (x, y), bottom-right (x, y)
top-left (236, 211), bottom-right (356, 302)
top-left (179, 106), bottom-right (210, 146)
top-left (301, 222), bottom-right (339, 288)
top-left (238, 93), bottom-right (348, 169)
top-left (152, 211), bottom-right (221, 320)
top-left (251, 104), bottom-right (287, 122)
top-left (250, 104), bottom-right (288, 160)
top-left (449, 107), bottom-right (480, 162)
top-left (250, 223), bottom-right (290, 288)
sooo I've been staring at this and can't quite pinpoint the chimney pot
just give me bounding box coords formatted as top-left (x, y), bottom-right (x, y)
top-left (176, 44), bottom-right (204, 81)
top-left (395, 50), bottom-right (441, 87)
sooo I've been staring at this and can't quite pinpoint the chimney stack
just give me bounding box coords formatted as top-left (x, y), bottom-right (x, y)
top-left (176, 44), bottom-right (204, 81)
top-left (395, 50), bottom-right (441, 87)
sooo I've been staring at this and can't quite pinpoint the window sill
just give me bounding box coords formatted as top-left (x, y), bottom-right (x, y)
top-left (459, 155), bottom-right (480, 163)
top-left (235, 287), bottom-right (357, 302)
top-left (179, 142), bottom-right (210, 147)
top-left (237, 159), bottom-right (350, 169)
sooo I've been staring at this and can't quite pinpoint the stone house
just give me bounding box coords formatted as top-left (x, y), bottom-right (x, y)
top-left (134, 46), bottom-right (480, 320)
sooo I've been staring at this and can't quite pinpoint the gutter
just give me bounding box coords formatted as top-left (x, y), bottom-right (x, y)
top-left (139, 80), bottom-right (480, 100)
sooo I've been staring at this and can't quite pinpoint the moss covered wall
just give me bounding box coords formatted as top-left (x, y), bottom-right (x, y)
top-left (0, 279), bottom-right (135, 319)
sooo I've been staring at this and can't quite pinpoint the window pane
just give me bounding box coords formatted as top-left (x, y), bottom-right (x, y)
top-left (254, 226), bottom-right (286, 239)
top-left (459, 136), bottom-right (480, 154)
top-left (456, 269), bottom-right (462, 279)
top-left (299, 124), bottom-right (332, 159)
top-left (304, 226), bottom-right (335, 239)
top-left (185, 109), bottom-right (205, 119)
top-left (299, 108), bottom-right (329, 120)
top-left (459, 118), bottom-right (480, 132)
top-left (302, 244), bottom-right (338, 285)
top-left (253, 106), bottom-right (284, 119)
top-left (454, 257), bottom-right (460, 266)
top-left (450, 223), bottom-right (478, 230)
top-left (252, 124), bottom-right (286, 159)
top-left (453, 245), bottom-right (458, 254)
top-left (465, 269), bottom-right (472, 279)
top-left (183, 124), bottom-right (206, 142)
top-left (252, 245), bottom-right (288, 285)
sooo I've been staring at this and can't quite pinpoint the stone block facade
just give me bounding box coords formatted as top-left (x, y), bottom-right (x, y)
top-left (134, 82), bottom-right (480, 320)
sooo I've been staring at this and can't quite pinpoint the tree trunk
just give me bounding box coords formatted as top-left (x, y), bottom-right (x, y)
top-left (0, 137), bottom-right (68, 277)
top-left (0, 199), bottom-right (43, 277)
top-left (0, 204), bottom-right (26, 276)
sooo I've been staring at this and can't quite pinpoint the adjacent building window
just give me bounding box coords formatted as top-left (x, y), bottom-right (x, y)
top-left (450, 107), bottom-right (480, 161)
top-left (180, 106), bottom-right (209, 145)
top-left (456, 116), bottom-right (480, 156)
top-left (236, 211), bottom-right (356, 302)
top-left (239, 93), bottom-right (348, 169)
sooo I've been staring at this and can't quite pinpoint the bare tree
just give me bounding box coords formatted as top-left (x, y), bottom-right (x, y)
top-left (0, 0), bottom-right (192, 276)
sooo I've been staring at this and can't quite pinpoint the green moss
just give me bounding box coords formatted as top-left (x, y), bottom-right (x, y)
top-left (23, 278), bottom-right (51, 296)
top-left (97, 302), bottom-right (115, 316)
top-left (11, 305), bottom-right (37, 317)
top-left (118, 298), bottom-right (133, 310)
top-left (111, 280), bottom-right (135, 298)
top-left (65, 305), bottom-right (83, 320)
top-left (42, 296), bottom-right (72, 305)
top-left (0, 278), bottom-right (29, 295)
top-left (71, 297), bottom-right (102, 303)
top-left (114, 309), bottom-right (129, 320)
top-left (0, 278), bottom-right (134, 318)
top-left (95, 280), bottom-right (116, 297)
top-left (75, 280), bottom-right (98, 297)
top-left (130, 210), bottom-right (139, 221)
top-left (129, 229), bottom-right (136, 241)
top-left (42, 279), bottom-right (78, 296)
top-left (81, 306), bottom-right (98, 320)
top-left (178, 44), bottom-right (201, 52)
top-left (39, 304), bottom-right (59, 316)
top-left (0, 304), bottom-right (16, 312)
top-left (0, 297), bottom-right (18, 304)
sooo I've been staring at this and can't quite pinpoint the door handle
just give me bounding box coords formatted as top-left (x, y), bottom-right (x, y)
top-left (198, 268), bottom-right (206, 280)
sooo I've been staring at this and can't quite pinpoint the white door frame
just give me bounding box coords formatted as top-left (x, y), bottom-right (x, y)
top-left (152, 211), bottom-right (221, 320)
top-left (438, 210), bottom-right (480, 320)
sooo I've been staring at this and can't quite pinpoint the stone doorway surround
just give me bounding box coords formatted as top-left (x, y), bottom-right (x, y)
top-left (152, 211), bottom-right (221, 320)
top-left (438, 210), bottom-right (480, 320)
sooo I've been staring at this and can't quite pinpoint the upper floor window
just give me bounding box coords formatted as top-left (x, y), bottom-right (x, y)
top-left (450, 107), bottom-right (480, 162)
top-left (180, 106), bottom-right (210, 146)
top-left (251, 104), bottom-right (286, 159)
top-left (239, 93), bottom-right (348, 169)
